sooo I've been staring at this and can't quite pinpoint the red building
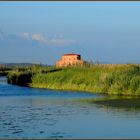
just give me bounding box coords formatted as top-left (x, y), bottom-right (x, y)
top-left (56, 54), bottom-right (85, 67)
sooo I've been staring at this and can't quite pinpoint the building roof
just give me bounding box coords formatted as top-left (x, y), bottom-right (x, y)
top-left (63, 53), bottom-right (80, 56)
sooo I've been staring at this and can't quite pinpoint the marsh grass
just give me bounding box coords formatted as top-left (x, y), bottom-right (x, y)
top-left (31, 64), bottom-right (140, 96)
top-left (7, 64), bottom-right (140, 96)
top-left (0, 65), bottom-right (12, 76)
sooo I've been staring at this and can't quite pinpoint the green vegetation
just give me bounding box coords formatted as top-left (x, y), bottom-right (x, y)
top-left (7, 65), bottom-right (62, 86)
top-left (31, 64), bottom-right (140, 96)
top-left (7, 71), bottom-right (33, 86)
top-left (0, 65), bottom-right (12, 76)
top-left (7, 64), bottom-right (140, 96)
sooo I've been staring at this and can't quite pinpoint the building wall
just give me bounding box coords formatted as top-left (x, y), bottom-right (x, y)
top-left (56, 54), bottom-right (85, 67)
top-left (61, 55), bottom-right (81, 61)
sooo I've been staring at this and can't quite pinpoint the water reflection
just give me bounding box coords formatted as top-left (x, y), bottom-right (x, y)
top-left (85, 97), bottom-right (140, 119)
top-left (1, 77), bottom-right (140, 138)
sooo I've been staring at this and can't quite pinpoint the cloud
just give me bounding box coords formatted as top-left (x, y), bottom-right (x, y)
top-left (21, 32), bottom-right (30, 39)
top-left (20, 32), bottom-right (76, 46)
top-left (50, 38), bottom-right (76, 45)
top-left (31, 34), bottom-right (48, 43)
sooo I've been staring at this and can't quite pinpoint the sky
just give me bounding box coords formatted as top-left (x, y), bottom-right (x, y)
top-left (0, 2), bottom-right (140, 65)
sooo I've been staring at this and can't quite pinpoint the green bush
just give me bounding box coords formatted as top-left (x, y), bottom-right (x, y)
top-left (7, 64), bottom-right (140, 96)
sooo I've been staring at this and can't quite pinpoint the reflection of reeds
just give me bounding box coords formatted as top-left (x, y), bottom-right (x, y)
top-left (91, 97), bottom-right (140, 108)
top-left (7, 64), bottom-right (140, 96)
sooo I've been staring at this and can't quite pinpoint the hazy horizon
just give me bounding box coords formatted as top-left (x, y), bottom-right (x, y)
top-left (0, 2), bottom-right (140, 65)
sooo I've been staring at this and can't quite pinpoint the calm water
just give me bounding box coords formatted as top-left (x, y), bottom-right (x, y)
top-left (0, 77), bottom-right (140, 138)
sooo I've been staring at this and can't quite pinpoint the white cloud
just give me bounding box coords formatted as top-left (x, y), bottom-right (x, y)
top-left (21, 32), bottom-right (30, 39)
top-left (31, 34), bottom-right (48, 43)
top-left (50, 38), bottom-right (76, 45)
top-left (20, 32), bottom-right (76, 46)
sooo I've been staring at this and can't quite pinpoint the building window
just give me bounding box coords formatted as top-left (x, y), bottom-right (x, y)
top-left (77, 56), bottom-right (80, 60)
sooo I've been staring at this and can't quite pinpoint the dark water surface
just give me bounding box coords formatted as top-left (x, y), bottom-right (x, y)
top-left (0, 77), bottom-right (140, 138)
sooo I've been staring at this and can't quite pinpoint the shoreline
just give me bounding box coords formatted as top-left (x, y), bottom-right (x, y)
top-left (29, 83), bottom-right (140, 97)
top-left (7, 64), bottom-right (140, 97)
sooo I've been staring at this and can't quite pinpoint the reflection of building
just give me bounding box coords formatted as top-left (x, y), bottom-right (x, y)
top-left (56, 54), bottom-right (86, 67)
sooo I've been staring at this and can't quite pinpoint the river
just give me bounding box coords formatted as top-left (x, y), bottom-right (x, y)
top-left (0, 76), bottom-right (140, 138)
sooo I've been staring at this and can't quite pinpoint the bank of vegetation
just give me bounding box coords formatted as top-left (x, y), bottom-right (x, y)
top-left (0, 65), bottom-right (12, 76)
top-left (7, 64), bottom-right (140, 96)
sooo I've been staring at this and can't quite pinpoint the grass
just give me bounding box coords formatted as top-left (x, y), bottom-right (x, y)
top-left (31, 64), bottom-right (140, 96)
top-left (7, 65), bottom-right (61, 86)
top-left (0, 65), bottom-right (12, 76)
top-left (7, 71), bottom-right (33, 86)
top-left (7, 64), bottom-right (140, 96)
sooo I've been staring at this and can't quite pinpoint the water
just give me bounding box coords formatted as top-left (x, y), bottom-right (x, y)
top-left (0, 77), bottom-right (140, 138)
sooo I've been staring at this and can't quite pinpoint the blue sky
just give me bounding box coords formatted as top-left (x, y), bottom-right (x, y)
top-left (0, 2), bottom-right (140, 65)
